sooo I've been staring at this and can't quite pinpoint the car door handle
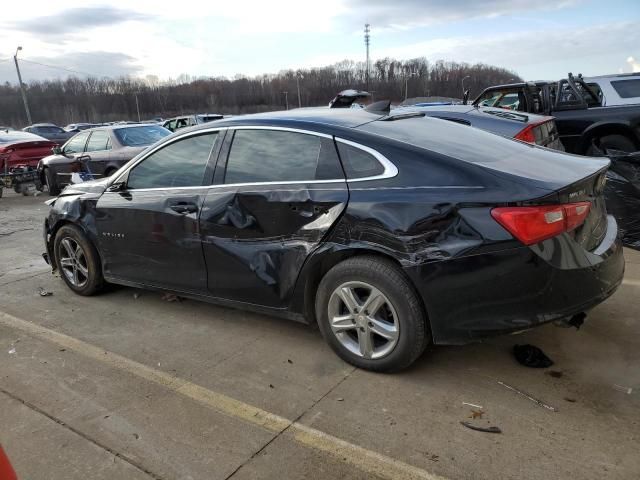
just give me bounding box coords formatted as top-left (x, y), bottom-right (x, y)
top-left (170, 202), bottom-right (198, 214)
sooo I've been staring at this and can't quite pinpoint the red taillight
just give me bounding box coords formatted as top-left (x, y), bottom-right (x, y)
top-left (491, 202), bottom-right (591, 245)
top-left (514, 124), bottom-right (536, 144)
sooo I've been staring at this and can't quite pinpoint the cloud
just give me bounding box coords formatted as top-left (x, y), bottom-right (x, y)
top-left (0, 51), bottom-right (143, 83)
top-left (7, 6), bottom-right (150, 40)
top-left (344, 0), bottom-right (580, 30)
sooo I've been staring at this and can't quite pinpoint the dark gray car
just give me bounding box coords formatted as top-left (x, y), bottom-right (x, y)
top-left (22, 123), bottom-right (74, 145)
top-left (397, 104), bottom-right (564, 150)
top-left (38, 124), bottom-right (170, 195)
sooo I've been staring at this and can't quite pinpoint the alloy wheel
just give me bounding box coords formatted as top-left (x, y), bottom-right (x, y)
top-left (327, 281), bottom-right (399, 359)
top-left (59, 237), bottom-right (89, 288)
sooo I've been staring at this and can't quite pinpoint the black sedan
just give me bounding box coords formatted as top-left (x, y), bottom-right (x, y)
top-left (42, 108), bottom-right (624, 372)
top-left (38, 124), bottom-right (170, 195)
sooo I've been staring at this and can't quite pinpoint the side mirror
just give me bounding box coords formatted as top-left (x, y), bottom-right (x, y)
top-left (106, 181), bottom-right (126, 192)
top-left (52, 145), bottom-right (62, 155)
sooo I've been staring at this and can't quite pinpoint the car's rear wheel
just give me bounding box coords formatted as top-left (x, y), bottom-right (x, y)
top-left (587, 134), bottom-right (637, 155)
top-left (54, 225), bottom-right (103, 295)
top-left (316, 256), bottom-right (430, 372)
top-left (44, 168), bottom-right (60, 196)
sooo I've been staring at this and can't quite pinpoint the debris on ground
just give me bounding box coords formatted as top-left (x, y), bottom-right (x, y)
top-left (462, 402), bottom-right (483, 409)
top-left (469, 409), bottom-right (484, 419)
top-left (613, 384), bottom-right (633, 395)
top-left (133, 292), bottom-right (140, 299)
top-left (460, 421), bottom-right (502, 434)
top-left (545, 370), bottom-right (564, 378)
top-left (132, 433), bottom-right (139, 440)
top-left (8, 348), bottom-right (16, 354)
top-left (498, 381), bottom-right (557, 412)
top-left (269, 384), bottom-right (274, 389)
top-left (337, 397), bottom-right (344, 402)
top-left (161, 293), bottom-right (183, 302)
top-left (38, 287), bottom-right (53, 297)
top-left (564, 397), bottom-right (577, 403)
top-left (513, 344), bottom-right (554, 368)
top-left (287, 359), bottom-right (293, 364)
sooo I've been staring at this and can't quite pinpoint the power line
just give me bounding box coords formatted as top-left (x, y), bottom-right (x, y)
top-left (19, 58), bottom-right (106, 78)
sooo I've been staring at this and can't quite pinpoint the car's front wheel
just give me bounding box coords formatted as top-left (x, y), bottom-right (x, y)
top-left (54, 225), bottom-right (104, 295)
top-left (316, 256), bottom-right (430, 372)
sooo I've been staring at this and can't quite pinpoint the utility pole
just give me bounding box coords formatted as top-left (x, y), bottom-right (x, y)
top-left (364, 24), bottom-right (370, 91)
top-left (296, 73), bottom-right (303, 108)
top-left (135, 93), bottom-right (141, 122)
top-left (283, 91), bottom-right (289, 110)
top-left (13, 46), bottom-right (32, 125)
top-left (405, 72), bottom-right (417, 101)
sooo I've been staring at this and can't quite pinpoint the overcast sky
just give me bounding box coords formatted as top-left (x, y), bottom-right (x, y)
top-left (1, 0), bottom-right (639, 84)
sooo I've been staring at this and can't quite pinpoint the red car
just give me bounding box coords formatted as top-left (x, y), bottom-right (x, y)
top-left (1, 131), bottom-right (57, 171)
top-left (1, 131), bottom-right (56, 195)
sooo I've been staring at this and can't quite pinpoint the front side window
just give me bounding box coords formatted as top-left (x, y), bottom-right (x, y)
top-left (85, 131), bottom-right (111, 152)
top-left (63, 133), bottom-right (90, 154)
top-left (127, 132), bottom-right (218, 189)
top-left (224, 129), bottom-right (343, 184)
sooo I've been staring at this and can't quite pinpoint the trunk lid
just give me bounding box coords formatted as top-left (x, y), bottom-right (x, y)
top-left (531, 166), bottom-right (609, 251)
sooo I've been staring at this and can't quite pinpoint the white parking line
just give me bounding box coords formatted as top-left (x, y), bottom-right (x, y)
top-left (0, 311), bottom-right (447, 480)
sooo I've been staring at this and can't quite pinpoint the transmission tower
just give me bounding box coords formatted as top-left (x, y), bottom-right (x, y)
top-left (364, 24), bottom-right (371, 91)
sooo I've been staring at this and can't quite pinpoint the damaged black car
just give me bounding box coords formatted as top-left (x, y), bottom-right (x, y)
top-left (42, 107), bottom-right (624, 372)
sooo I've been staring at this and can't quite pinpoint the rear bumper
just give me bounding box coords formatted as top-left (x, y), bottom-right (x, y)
top-left (406, 215), bottom-right (625, 344)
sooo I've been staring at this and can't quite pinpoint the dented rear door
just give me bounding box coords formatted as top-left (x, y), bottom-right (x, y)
top-left (199, 127), bottom-right (348, 308)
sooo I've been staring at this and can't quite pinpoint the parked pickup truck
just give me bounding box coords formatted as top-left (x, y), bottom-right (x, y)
top-left (473, 73), bottom-right (640, 154)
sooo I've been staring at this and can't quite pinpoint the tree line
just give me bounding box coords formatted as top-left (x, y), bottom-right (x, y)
top-left (0, 58), bottom-right (520, 127)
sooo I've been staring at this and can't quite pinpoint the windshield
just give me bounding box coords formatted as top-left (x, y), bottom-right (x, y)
top-left (114, 125), bottom-right (171, 146)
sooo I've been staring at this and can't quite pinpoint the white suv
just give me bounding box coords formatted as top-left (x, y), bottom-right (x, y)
top-left (584, 73), bottom-right (640, 106)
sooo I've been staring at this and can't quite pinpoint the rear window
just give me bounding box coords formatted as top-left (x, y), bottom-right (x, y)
top-left (114, 125), bottom-right (170, 146)
top-left (611, 79), bottom-right (640, 99)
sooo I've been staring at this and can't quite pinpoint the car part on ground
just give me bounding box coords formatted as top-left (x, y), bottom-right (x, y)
top-left (473, 73), bottom-right (640, 154)
top-left (37, 124), bottom-right (171, 196)
top-left (42, 107), bottom-right (624, 372)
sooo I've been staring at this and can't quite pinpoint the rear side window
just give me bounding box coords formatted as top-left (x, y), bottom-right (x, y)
top-left (611, 79), bottom-right (640, 98)
top-left (127, 132), bottom-right (218, 189)
top-left (85, 131), bottom-right (111, 152)
top-left (336, 142), bottom-right (384, 179)
top-left (224, 129), bottom-right (343, 184)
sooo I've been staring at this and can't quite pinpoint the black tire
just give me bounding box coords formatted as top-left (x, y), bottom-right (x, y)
top-left (587, 134), bottom-right (637, 156)
top-left (104, 168), bottom-right (117, 178)
top-left (315, 256), bottom-right (430, 372)
top-left (54, 224), bottom-right (104, 295)
top-left (45, 168), bottom-right (61, 196)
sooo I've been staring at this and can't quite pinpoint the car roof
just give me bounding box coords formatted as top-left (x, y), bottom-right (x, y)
top-left (196, 107), bottom-right (383, 131)
top-left (30, 123), bottom-right (59, 127)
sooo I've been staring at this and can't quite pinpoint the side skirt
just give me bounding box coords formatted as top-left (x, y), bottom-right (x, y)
top-left (103, 275), bottom-right (310, 325)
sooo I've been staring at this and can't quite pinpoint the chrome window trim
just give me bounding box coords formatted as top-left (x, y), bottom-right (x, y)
top-left (334, 137), bottom-right (398, 182)
top-left (108, 125), bottom-right (398, 193)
